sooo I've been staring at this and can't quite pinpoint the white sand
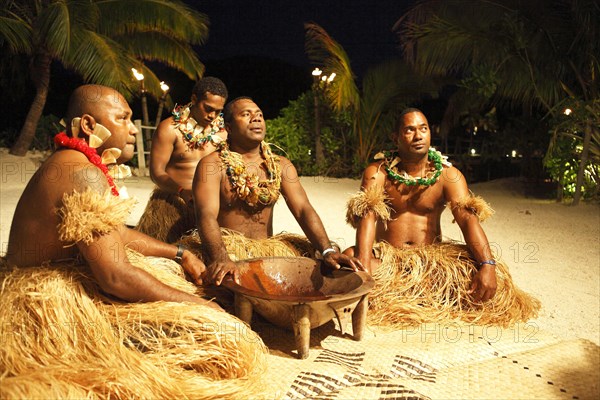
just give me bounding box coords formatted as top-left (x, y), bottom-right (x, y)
top-left (1, 148), bottom-right (598, 345)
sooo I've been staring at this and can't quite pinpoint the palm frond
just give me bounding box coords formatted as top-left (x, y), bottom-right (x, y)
top-left (0, 1), bottom-right (35, 22)
top-left (358, 60), bottom-right (441, 160)
top-left (395, 0), bottom-right (598, 110)
top-left (68, 0), bottom-right (101, 30)
top-left (96, 0), bottom-right (208, 44)
top-left (362, 60), bottom-right (438, 119)
top-left (62, 29), bottom-right (137, 94)
top-left (115, 32), bottom-right (204, 80)
top-left (304, 22), bottom-right (359, 111)
top-left (0, 16), bottom-right (32, 53)
top-left (35, 1), bottom-right (73, 57)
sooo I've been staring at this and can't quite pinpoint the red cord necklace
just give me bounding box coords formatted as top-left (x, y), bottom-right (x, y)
top-left (54, 132), bottom-right (120, 196)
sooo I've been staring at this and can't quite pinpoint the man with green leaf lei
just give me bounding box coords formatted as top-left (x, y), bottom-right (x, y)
top-left (344, 108), bottom-right (540, 328)
top-left (184, 97), bottom-right (364, 286)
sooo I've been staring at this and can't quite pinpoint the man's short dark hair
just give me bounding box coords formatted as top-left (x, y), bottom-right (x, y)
top-left (395, 107), bottom-right (423, 131)
top-left (223, 96), bottom-right (254, 123)
top-left (191, 77), bottom-right (228, 100)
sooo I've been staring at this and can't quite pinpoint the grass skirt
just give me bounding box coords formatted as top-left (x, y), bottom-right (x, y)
top-left (369, 242), bottom-right (541, 328)
top-left (0, 251), bottom-right (268, 399)
top-left (136, 188), bottom-right (195, 243)
top-left (179, 229), bottom-right (315, 261)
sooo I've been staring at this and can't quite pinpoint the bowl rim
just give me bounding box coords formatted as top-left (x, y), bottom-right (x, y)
top-left (221, 256), bottom-right (375, 303)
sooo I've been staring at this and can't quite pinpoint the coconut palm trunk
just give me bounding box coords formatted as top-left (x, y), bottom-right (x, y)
top-left (313, 89), bottom-right (325, 166)
top-left (10, 53), bottom-right (52, 156)
top-left (3, 0), bottom-right (208, 157)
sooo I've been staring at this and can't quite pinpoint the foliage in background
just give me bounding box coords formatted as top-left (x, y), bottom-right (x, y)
top-left (1, 0), bottom-right (208, 155)
top-left (266, 92), bottom-right (353, 176)
top-left (0, 114), bottom-right (60, 151)
top-left (32, 114), bottom-right (61, 151)
top-left (304, 23), bottom-right (439, 172)
top-left (394, 0), bottom-right (600, 203)
top-left (544, 99), bottom-right (600, 200)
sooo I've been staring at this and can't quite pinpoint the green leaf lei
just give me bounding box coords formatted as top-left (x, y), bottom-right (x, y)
top-left (376, 148), bottom-right (447, 186)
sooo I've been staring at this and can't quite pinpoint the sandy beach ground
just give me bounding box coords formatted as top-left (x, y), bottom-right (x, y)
top-left (1, 148), bottom-right (598, 346)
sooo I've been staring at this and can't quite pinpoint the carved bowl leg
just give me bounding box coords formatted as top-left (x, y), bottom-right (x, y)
top-left (292, 303), bottom-right (311, 359)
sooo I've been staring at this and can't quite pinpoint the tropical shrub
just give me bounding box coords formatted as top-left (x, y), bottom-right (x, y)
top-left (544, 100), bottom-right (600, 200)
top-left (267, 92), bottom-right (352, 176)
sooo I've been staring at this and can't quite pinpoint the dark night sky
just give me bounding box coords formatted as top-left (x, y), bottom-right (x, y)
top-left (6, 1), bottom-right (414, 129)
top-left (189, 0), bottom-right (409, 75)
top-left (176, 0), bottom-right (412, 117)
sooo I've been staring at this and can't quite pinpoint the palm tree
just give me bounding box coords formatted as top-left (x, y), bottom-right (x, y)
top-left (394, 0), bottom-right (599, 204)
top-left (304, 22), bottom-right (438, 170)
top-left (1, 0), bottom-right (208, 156)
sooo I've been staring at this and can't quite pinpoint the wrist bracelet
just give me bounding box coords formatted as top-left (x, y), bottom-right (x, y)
top-left (174, 244), bottom-right (185, 264)
top-left (478, 259), bottom-right (496, 267)
top-left (321, 247), bottom-right (336, 258)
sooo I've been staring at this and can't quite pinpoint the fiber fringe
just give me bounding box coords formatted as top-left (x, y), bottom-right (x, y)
top-left (346, 185), bottom-right (392, 229)
top-left (136, 188), bottom-right (195, 243)
top-left (180, 228), bottom-right (315, 261)
top-left (451, 193), bottom-right (495, 222)
top-left (57, 188), bottom-right (137, 245)
top-left (0, 252), bottom-right (268, 399)
top-left (369, 242), bottom-right (540, 328)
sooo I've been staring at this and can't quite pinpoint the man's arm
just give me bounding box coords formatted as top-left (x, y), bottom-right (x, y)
top-left (444, 167), bottom-right (497, 302)
top-left (70, 165), bottom-right (219, 309)
top-left (76, 230), bottom-right (220, 310)
top-left (354, 163), bottom-right (386, 274)
top-left (118, 226), bottom-right (205, 286)
top-left (192, 153), bottom-right (238, 285)
top-left (149, 119), bottom-right (187, 196)
top-left (280, 157), bottom-right (363, 271)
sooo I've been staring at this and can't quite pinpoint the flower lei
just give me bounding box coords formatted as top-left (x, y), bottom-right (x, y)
top-left (172, 103), bottom-right (226, 149)
top-left (220, 142), bottom-right (282, 207)
top-left (54, 132), bottom-right (120, 196)
top-left (375, 147), bottom-right (451, 187)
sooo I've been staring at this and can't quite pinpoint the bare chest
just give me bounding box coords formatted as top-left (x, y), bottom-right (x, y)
top-left (173, 137), bottom-right (204, 163)
top-left (385, 179), bottom-right (446, 216)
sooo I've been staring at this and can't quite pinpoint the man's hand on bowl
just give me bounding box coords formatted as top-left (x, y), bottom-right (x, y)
top-left (323, 252), bottom-right (365, 272)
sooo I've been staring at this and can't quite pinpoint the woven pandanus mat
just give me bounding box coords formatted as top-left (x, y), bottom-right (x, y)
top-left (256, 321), bottom-right (599, 399)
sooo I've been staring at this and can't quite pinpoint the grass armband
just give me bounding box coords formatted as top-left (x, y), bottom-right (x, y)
top-left (57, 188), bottom-right (137, 245)
top-left (451, 193), bottom-right (494, 222)
top-left (345, 185), bottom-right (392, 229)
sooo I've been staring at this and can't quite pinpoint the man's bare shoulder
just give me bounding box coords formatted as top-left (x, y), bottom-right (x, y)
top-left (361, 161), bottom-right (386, 184)
top-left (154, 117), bottom-right (176, 136)
top-left (277, 155), bottom-right (300, 182)
top-left (277, 154), bottom-right (292, 165)
top-left (25, 150), bottom-right (109, 206)
top-left (52, 150), bottom-right (110, 194)
top-left (201, 151), bottom-right (222, 164)
top-left (196, 151), bottom-right (224, 180)
top-left (440, 164), bottom-right (466, 187)
top-left (155, 117), bottom-right (175, 134)
top-left (365, 160), bottom-right (385, 173)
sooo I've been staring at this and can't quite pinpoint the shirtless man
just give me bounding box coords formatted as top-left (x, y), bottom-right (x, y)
top-left (193, 97), bottom-right (363, 285)
top-left (136, 77), bottom-right (228, 242)
top-left (5, 84), bottom-right (220, 309)
top-left (345, 108), bottom-right (497, 302)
